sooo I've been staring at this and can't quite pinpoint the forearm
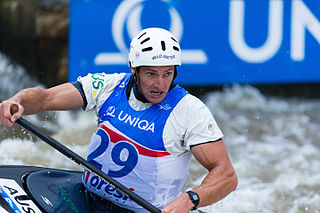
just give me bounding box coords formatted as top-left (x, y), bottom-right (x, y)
top-left (9, 87), bottom-right (48, 115)
top-left (192, 162), bottom-right (237, 207)
top-left (8, 83), bottom-right (83, 115)
top-left (0, 83), bottom-right (83, 127)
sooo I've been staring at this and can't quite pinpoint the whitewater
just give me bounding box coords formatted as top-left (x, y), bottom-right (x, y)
top-left (0, 53), bottom-right (319, 212)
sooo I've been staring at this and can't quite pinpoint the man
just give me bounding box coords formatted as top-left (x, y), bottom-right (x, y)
top-left (0, 27), bottom-right (237, 212)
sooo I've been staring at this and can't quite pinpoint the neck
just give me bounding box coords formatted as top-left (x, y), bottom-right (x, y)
top-left (133, 77), bottom-right (149, 103)
top-left (125, 75), bottom-right (149, 103)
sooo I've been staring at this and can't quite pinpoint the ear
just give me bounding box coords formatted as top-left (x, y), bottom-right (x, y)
top-left (130, 67), bottom-right (136, 75)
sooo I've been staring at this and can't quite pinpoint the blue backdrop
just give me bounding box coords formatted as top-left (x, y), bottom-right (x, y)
top-left (69, 0), bottom-right (320, 86)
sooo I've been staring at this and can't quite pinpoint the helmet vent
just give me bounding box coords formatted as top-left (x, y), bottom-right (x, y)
top-left (173, 46), bottom-right (180, 51)
top-left (142, 47), bottom-right (153, 52)
top-left (161, 41), bottom-right (166, 51)
top-left (140, 37), bottom-right (150, 44)
top-left (138, 32), bottom-right (146, 39)
top-left (171, 37), bottom-right (177, 43)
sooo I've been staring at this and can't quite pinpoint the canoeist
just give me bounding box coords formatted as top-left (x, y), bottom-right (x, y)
top-left (0, 27), bottom-right (237, 213)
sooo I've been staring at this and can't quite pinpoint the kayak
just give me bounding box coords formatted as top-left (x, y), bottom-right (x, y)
top-left (0, 165), bottom-right (133, 213)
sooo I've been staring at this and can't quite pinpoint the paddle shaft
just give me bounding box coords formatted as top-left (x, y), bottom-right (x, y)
top-left (15, 117), bottom-right (161, 213)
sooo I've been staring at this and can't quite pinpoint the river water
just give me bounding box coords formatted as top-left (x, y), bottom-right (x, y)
top-left (0, 52), bottom-right (319, 212)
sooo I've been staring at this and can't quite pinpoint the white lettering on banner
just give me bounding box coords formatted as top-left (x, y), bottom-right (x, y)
top-left (291, 0), bottom-right (320, 61)
top-left (94, 0), bottom-right (208, 65)
top-left (229, 0), bottom-right (320, 63)
top-left (229, 0), bottom-right (283, 63)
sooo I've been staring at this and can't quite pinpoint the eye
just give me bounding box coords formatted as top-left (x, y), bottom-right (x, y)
top-left (165, 72), bottom-right (173, 77)
top-left (146, 72), bottom-right (154, 77)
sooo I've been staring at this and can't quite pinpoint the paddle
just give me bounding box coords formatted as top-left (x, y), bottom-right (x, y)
top-left (10, 105), bottom-right (161, 213)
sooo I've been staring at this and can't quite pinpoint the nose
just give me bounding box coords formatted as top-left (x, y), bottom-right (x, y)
top-left (154, 76), bottom-right (165, 90)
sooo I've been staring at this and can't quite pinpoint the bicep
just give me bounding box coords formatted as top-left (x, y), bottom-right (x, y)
top-left (44, 83), bottom-right (84, 111)
top-left (191, 140), bottom-right (231, 170)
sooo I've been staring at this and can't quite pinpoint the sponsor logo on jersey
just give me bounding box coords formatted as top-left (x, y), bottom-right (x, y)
top-left (106, 106), bottom-right (155, 133)
top-left (83, 171), bottom-right (132, 203)
top-left (158, 103), bottom-right (172, 110)
top-left (91, 73), bottom-right (106, 98)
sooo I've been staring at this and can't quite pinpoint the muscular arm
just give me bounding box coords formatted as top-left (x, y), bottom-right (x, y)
top-left (190, 140), bottom-right (237, 206)
top-left (0, 83), bottom-right (84, 126)
top-left (162, 139), bottom-right (237, 212)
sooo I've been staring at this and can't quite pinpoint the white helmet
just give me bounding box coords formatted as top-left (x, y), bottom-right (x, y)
top-left (128, 27), bottom-right (181, 68)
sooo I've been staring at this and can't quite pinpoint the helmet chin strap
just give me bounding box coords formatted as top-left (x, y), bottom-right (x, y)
top-left (133, 72), bottom-right (149, 103)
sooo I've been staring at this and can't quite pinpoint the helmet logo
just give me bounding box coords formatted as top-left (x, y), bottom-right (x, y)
top-left (135, 52), bottom-right (140, 59)
top-left (152, 54), bottom-right (175, 61)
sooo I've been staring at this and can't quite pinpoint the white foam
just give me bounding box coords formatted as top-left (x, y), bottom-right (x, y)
top-left (201, 85), bottom-right (320, 212)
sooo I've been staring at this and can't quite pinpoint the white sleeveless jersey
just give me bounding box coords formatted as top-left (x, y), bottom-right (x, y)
top-left (78, 73), bottom-right (223, 212)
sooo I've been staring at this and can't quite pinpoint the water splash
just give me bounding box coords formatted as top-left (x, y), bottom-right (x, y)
top-left (200, 85), bottom-right (320, 212)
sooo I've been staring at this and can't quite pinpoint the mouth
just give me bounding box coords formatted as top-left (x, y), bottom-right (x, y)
top-left (147, 91), bottom-right (166, 103)
top-left (151, 91), bottom-right (163, 96)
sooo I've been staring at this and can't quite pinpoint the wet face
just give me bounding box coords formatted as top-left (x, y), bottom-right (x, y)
top-left (132, 66), bottom-right (175, 104)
